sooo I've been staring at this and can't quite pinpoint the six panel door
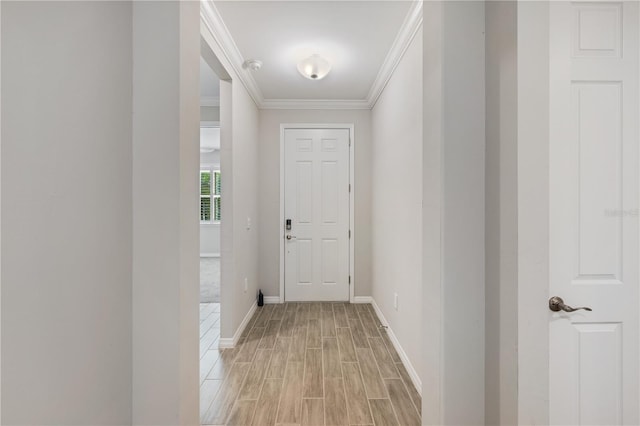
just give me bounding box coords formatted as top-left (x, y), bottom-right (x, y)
top-left (284, 128), bottom-right (350, 301)
top-left (549, 3), bottom-right (639, 424)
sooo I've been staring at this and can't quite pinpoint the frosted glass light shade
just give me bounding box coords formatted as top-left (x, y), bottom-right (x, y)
top-left (297, 54), bottom-right (331, 80)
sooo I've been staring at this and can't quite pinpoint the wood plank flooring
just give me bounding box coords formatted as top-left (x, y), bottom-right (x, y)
top-left (200, 302), bottom-right (421, 426)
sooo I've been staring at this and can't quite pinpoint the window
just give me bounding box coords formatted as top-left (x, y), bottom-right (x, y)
top-left (200, 169), bottom-right (221, 222)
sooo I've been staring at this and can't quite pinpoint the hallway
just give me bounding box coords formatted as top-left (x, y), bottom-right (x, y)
top-left (199, 303), bottom-right (421, 425)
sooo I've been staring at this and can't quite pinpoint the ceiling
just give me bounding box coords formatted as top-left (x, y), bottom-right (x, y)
top-left (207, 1), bottom-right (421, 108)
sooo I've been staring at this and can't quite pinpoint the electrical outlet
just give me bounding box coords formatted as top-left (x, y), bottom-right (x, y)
top-left (394, 292), bottom-right (398, 310)
top-left (244, 277), bottom-right (248, 292)
top-left (246, 217), bottom-right (251, 230)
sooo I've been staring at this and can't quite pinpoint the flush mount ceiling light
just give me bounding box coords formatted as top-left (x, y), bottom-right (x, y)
top-left (242, 59), bottom-right (262, 71)
top-left (297, 54), bottom-right (331, 80)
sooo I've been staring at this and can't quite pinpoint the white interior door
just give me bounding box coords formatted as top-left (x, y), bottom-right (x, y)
top-left (549, 2), bottom-right (639, 424)
top-left (283, 128), bottom-right (350, 302)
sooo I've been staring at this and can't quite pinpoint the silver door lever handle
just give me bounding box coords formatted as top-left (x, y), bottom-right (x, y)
top-left (286, 235), bottom-right (296, 240)
top-left (549, 296), bottom-right (592, 312)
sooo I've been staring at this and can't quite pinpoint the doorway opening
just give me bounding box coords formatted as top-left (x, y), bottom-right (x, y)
top-left (198, 33), bottom-right (234, 423)
top-left (198, 54), bottom-right (222, 373)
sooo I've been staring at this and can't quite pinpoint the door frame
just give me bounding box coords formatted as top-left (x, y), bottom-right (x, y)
top-left (516, 2), bottom-right (552, 423)
top-left (279, 123), bottom-right (355, 303)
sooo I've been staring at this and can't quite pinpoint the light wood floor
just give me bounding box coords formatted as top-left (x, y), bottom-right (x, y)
top-left (199, 302), bottom-right (421, 426)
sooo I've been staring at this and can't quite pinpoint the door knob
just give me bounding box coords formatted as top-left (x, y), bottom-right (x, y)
top-left (286, 235), bottom-right (296, 240)
top-left (549, 296), bottom-right (592, 312)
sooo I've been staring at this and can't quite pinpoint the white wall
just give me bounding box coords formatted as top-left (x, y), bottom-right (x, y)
top-left (441, 4), bottom-right (486, 423)
top-left (258, 109), bottom-right (372, 298)
top-left (422, 2), bottom-right (486, 424)
top-left (228, 78), bottom-right (260, 337)
top-left (201, 148), bottom-right (221, 165)
top-left (485, 2), bottom-right (518, 425)
top-left (200, 150), bottom-right (220, 256)
top-left (1, 2), bottom-right (133, 423)
top-left (132, 2), bottom-right (200, 424)
top-left (371, 28), bottom-right (423, 379)
top-left (201, 22), bottom-right (261, 340)
top-left (201, 106), bottom-right (220, 122)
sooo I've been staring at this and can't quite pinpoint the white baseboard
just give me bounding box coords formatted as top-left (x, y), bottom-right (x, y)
top-left (200, 253), bottom-right (220, 258)
top-left (263, 296), bottom-right (281, 304)
top-left (218, 302), bottom-right (256, 349)
top-left (263, 296), bottom-right (367, 304)
top-left (351, 296), bottom-right (373, 304)
top-left (370, 298), bottom-right (422, 396)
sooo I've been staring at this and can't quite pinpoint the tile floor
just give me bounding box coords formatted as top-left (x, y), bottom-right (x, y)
top-left (200, 302), bottom-right (221, 360)
top-left (199, 302), bottom-right (421, 426)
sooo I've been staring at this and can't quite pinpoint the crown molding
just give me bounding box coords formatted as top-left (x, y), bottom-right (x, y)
top-left (260, 99), bottom-right (371, 110)
top-left (200, 0), bottom-right (422, 111)
top-left (200, 96), bottom-right (220, 107)
top-left (200, 0), bottom-right (264, 107)
top-left (366, 0), bottom-right (423, 108)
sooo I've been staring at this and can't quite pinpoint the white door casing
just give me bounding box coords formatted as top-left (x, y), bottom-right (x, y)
top-left (282, 127), bottom-right (351, 302)
top-left (549, 2), bottom-right (639, 424)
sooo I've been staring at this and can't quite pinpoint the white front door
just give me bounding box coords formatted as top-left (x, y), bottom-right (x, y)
top-left (283, 128), bottom-right (350, 301)
top-left (549, 2), bottom-right (639, 424)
